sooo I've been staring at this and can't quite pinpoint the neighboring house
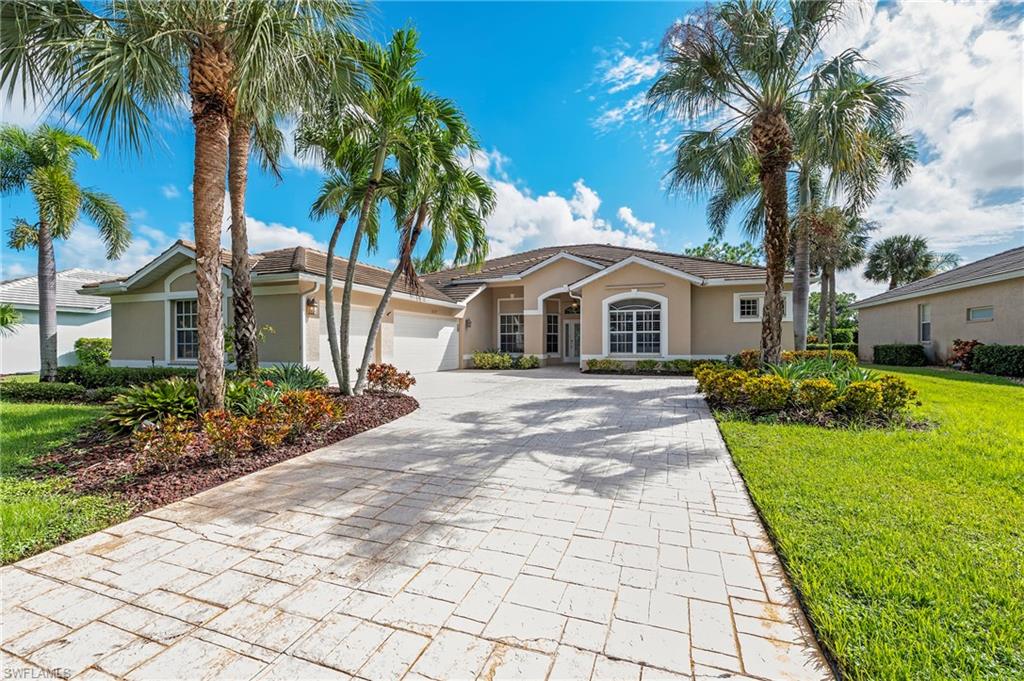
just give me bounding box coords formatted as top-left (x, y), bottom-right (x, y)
top-left (851, 246), bottom-right (1024, 363)
top-left (0, 269), bottom-right (116, 374)
top-left (82, 239), bottom-right (793, 379)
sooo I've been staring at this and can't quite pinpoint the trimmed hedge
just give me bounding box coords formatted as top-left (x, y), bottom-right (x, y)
top-left (873, 344), bottom-right (927, 367)
top-left (0, 381), bottom-right (125, 403)
top-left (74, 337), bottom-right (112, 367)
top-left (972, 344), bottom-right (1024, 378)
top-left (807, 343), bottom-right (858, 355)
top-left (56, 365), bottom-right (197, 388)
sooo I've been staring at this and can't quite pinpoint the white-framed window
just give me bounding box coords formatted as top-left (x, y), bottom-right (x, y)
top-left (499, 313), bottom-right (524, 353)
top-left (174, 299), bottom-right (199, 360)
top-left (733, 292), bottom-right (792, 322)
top-left (967, 306), bottom-right (994, 322)
top-left (608, 299), bottom-right (661, 355)
top-left (918, 303), bottom-right (932, 343)
top-left (545, 313), bottom-right (559, 354)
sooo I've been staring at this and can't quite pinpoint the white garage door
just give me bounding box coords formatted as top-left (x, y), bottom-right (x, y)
top-left (318, 306), bottom-right (372, 384)
top-left (393, 313), bottom-right (459, 374)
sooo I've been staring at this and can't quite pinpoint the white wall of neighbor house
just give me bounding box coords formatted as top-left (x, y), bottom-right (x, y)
top-left (856, 278), bottom-right (1024, 363)
top-left (1, 309), bottom-right (111, 374)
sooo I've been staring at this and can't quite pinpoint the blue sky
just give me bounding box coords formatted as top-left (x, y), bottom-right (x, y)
top-left (2, 1), bottom-right (1022, 298)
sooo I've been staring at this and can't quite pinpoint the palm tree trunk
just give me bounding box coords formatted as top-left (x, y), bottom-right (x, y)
top-left (324, 211), bottom-right (348, 387)
top-left (828, 265), bottom-right (837, 333)
top-left (339, 143), bottom-right (388, 395)
top-left (792, 168), bottom-right (812, 351)
top-left (36, 220), bottom-right (58, 382)
top-left (817, 271), bottom-right (829, 340)
top-left (228, 120), bottom-right (258, 375)
top-left (354, 208), bottom-right (423, 395)
top-left (759, 166), bottom-right (789, 364)
top-left (190, 44), bottom-right (231, 411)
top-left (888, 274), bottom-right (898, 290)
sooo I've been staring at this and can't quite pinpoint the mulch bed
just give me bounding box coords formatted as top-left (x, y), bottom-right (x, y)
top-left (33, 393), bottom-right (417, 513)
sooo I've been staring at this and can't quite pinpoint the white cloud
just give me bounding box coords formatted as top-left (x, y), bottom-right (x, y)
top-left (617, 206), bottom-right (656, 236)
top-left (465, 149), bottom-right (658, 258)
top-left (55, 223), bottom-right (172, 275)
top-left (0, 75), bottom-right (48, 128)
top-left (225, 216), bottom-right (324, 253)
top-left (1, 261), bottom-right (31, 281)
top-left (279, 115), bottom-right (324, 173)
top-left (161, 184), bottom-right (181, 199)
top-left (820, 1), bottom-right (1024, 257)
top-left (592, 93), bottom-right (647, 133)
top-left (599, 53), bottom-right (660, 94)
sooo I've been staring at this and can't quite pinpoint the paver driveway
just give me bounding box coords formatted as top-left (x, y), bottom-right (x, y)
top-left (2, 368), bottom-right (832, 681)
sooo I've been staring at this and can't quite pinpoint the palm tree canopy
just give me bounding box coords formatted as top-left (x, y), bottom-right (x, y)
top-left (864, 234), bottom-right (961, 289)
top-left (1, 124), bottom-right (129, 258)
top-left (1, 0), bottom-right (361, 152)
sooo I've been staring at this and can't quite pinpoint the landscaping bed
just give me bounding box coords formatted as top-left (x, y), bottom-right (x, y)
top-left (717, 366), bottom-right (1024, 678)
top-left (33, 393), bottom-right (417, 515)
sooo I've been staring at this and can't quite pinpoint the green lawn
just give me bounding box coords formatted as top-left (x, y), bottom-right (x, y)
top-left (0, 399), bottom-right (131, 564)
top-left (719, 366), bottom-right (1024, 679)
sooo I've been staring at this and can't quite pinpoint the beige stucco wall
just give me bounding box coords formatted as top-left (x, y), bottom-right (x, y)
top-left (111, 301), bottom-right (165, 361)
top-left (254, 291), bottom-right (302, 363)
top-left (461, 288), bottom-right (494, 361)
top-left (578, 263), bottom-right (693, 357)
top-left (520, 259), bottom-right (600, 313)
top-left (857, 278), bottom-right (1024, 362)
top-left (690, 284), bottom-right (795, 356)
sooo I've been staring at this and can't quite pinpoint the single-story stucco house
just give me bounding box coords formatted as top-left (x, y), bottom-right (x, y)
top-left (1, 269), bottom-right (115, 374)
top-left (851, 246), bottom-right (1024, 363)
top-left (80, 240), bottom-right (793, 377)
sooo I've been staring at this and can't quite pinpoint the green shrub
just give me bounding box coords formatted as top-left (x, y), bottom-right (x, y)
top-left (839, 381), bottom-right (883, 417)
top-left (56, 365), bottom-right (197, 388)
top-left (744, 374), bottom-right (792, 411)
top-left (663, 359), bottom-right (692, 374)
top-left (878, 375), bottom-right (918, 416)
top-left (514, 355), bottom-right (540, 369)
top-left (807, 342), bottom-right (858, 355)
top-left (473, 351), bottom-right (514, 369)
top-left (701, 368), bottom-right (749, 405)
top-left (796, 378), bottom-right (838, 413)
top-left (635, 359), bottom-right (661, 372)
top-left (585, 358), bottom-right (627, 373)
top-left (74, 337), bottom-right (112, 367)
top-left (829, 328), bottom-right (855, 344)
top-left (84, 386), bottom-right (128, 403)
top-left (972, 344), bottom-right (1024, 378)
top-left (0, 381), bottom-right (86, 403)
top-left (259, 363), bottom-right (328, 390)
top-left (104, 377), bottom-right (198, 433)
top-left (225, 379), bottom-right (282, 418)
top-left (732, 349), bottom-right (762, 370)
top-left (783, 349), bottom-right (858, 366)
top-left (873, 344), bottom-right (927, 366)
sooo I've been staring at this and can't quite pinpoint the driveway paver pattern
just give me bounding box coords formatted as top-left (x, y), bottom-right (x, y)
top-left (2, 368), bottom-right (833, 680)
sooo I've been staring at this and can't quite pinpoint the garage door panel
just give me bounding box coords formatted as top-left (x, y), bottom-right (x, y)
top-left (393, 313), bottom-right (458, 374)
top-left (318, 306), bottom-right (372, 383)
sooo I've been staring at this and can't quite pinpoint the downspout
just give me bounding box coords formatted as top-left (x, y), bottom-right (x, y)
top-left (299, 280), bottom-right (321, 368)
top-left (569, 287), bottom-right (583, 371)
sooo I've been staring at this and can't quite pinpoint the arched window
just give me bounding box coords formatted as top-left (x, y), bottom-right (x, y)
top-left (608, 298), bottom-right (661, 354)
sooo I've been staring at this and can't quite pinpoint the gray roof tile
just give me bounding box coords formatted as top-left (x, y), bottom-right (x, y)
top-left (0, 269), bottom-right (117, 311)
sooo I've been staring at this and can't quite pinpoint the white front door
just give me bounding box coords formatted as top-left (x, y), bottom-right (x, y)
top-left (564, 320), bottom-right (581, 361)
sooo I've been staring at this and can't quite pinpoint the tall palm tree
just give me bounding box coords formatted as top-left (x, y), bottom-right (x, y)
top-left (3, 1), bottom-right (356, 408)
top-left (321, 29), bottom-right (428, 394)
top-left (0, 125), bottom-right (129, 381)
top-left (227, 20), bottom-right (360, 375)
top-left (648, 0), bottom-right (910, 362)
top-left (353, 99), bottom-right (493, 394)
top-left (864, 234), bottom-right (960, 290)
top-left (806, 205), bottom-right (873, 337)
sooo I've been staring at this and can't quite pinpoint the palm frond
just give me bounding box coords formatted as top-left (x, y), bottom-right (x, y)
top-left (81, 189), bottom-right (130, 258)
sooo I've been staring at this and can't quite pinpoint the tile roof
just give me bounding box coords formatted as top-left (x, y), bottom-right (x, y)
top-left (423, 243), bottom-right (780, 302)
top-left (851, 246), bottom-right (1024, 309)
top-left (0, 269), bottom-right (118, 311)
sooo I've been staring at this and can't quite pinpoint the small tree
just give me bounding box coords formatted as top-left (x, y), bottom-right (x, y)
top-left (864, 235), bottom-right (960, 290)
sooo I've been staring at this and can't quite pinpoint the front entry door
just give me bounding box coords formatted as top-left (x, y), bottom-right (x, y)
top-left (564, 320), bottom-right (581, 361)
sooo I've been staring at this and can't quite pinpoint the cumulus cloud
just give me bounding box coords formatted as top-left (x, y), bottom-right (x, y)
top-left (0, 260), bottom-right (32, 281)
top-left (820, 1), bottom-right (1024, 297)
top-left (161, 184), bottom-right (181, 199)
top-left (463, 149), bottom-right (658, 258)
top-left (55, 223), bottom-right (173, 275)
top-left (599, 52), bottom-right (660, 94)
top-left (225, 216), bottom-right (324, 253)
top-left (617, 206), bottom-right (655, 236)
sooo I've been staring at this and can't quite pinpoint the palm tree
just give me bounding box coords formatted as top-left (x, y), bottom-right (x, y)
top-left (352, 100), bottom-right (493, 394)
top-left (864, 235), bottom-right (960, 290)
top-left (227, 21), bottom-right (360, 376)
top-left (0, 303), bottom-right (22, 337)
top-left (648, 0), bottom-right (914, 362)
top-left (319, 29), bottom-right (428, 394)
top-left (0, 125), bottom-right (129, 381)
top-left (806, 205), bottom-right (873, 337)
top-left (3, 1), bottom-right (356, 408)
